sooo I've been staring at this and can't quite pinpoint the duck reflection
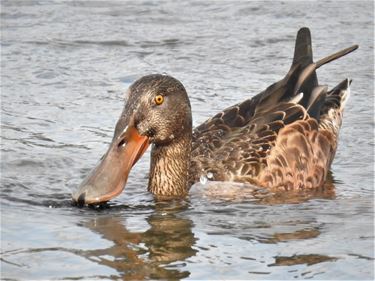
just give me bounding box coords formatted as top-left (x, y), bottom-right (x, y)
top-left (80, 202), bottom-right (197, 280)
top-left (258, 173), bottom-right (338, 268)
top-left (76, 173), bottom-right (338, 278)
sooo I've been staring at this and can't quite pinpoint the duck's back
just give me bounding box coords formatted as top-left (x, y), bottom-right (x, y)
top-left (189, 27), bottom-right (357, 191)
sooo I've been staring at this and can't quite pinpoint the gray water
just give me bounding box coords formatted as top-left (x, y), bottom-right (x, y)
top-left (1, 1), bottom-right (374, 280)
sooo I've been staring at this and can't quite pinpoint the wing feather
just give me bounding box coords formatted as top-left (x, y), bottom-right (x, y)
top-left (189, 28), bottom-right (357, 190)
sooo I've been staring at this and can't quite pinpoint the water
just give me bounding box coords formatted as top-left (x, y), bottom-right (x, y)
top-left (1, 1), bottom-right (374, 280)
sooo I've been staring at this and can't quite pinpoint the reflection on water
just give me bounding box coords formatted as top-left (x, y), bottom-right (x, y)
top-left (268, 228), bottom-right (320, 243)
top-left (1, 202), bottom-right (197, 280)
top-left (270, 254), bottom-right (337, 267)
top-left (80, 203), bottom-right (196, 280)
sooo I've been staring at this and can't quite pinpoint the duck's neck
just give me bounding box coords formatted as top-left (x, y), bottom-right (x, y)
top-left (148, 133), bottom-right (192, 197)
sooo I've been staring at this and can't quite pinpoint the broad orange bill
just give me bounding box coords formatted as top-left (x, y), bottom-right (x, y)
top-left (72, 124), bottom-right (149, 205)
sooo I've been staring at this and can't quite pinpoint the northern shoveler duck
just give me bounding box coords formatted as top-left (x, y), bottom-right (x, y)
top-left (72, 27), bottom-right (358, 205)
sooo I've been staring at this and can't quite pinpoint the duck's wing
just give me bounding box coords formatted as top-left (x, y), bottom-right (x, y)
top-left (258, 78), bottom-right (351, 191)
top-left (190, 27), bottom-right (357, 190)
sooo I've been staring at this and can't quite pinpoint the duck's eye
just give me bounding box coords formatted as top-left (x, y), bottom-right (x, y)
top-left (154, 95), bottom-right (164, 105)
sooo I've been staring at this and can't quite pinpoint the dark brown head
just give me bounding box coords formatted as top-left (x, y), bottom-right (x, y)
top-left (119, 74), bottom-right (192, 144)
top-left (72, 74), bottom-right (192, 205)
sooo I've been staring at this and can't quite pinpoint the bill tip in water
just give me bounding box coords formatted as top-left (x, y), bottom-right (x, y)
top-left (71, 192), bottom-right (87, 207)
top-left (76, 192), bottom-right (86, 206)
top-left (71, 192), bottom-right (109, 208)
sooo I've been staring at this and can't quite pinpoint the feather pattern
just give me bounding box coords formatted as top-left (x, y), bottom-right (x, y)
top-left (188, 27), bottom-right (357, 191)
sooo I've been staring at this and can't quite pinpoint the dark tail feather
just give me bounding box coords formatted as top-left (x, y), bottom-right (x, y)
top-left (292, 27), bottom-right (314, 66)
top-left (307, 86), bottom-right (328, 120)
top-left (293, 45), bottom-right (358, 99)
top-left (254, 28), bottom-right (357, 115)
top-left (323, 78), bottom-right (351, 112)
top-left (316, 45), bottom-right (358, 69)
top-left (255, 28), bottom-right (316, 107)
top-left (291, 28), bottom-right (358, 107)
top-left (291, 27), bottom-right (318, 107)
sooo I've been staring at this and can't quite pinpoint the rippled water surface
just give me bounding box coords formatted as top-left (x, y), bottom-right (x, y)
top-left (1, 1), bottom-right (374, 280)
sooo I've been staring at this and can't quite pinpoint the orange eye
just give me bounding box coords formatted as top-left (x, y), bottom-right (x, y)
top-left (154, 95), bottom-right (164, 105)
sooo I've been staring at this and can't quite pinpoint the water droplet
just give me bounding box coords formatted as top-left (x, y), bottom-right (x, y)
top-left (200, 175), bottom-right (208, 185)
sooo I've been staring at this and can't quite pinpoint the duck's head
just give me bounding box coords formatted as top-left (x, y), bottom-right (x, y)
top-left (72, 74), bottom-right (192, 205)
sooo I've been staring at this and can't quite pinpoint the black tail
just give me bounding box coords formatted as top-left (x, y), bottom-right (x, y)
top-left (254, 27), bottom-right (358, 116)
top-left (292, 27), bottom-right (313, 66)
top-left (290, 27), bottom-right (358, 111)
top-left (291, 27), bottom-right (319, 107)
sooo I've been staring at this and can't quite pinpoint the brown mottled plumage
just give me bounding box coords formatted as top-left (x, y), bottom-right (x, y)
top-left (189, 28), bottom-right (356, 193)
top-left (72, 27), bottom-right (358, 205)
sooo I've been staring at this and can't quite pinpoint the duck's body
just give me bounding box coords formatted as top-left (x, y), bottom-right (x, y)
top-left (189, 85), bottom-right (346, 192)
top-left (73, 27), bottom-right (358, 205)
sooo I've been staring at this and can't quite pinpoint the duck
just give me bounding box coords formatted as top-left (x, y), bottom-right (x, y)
top-left (72, 27), bottom-right (358, 205)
